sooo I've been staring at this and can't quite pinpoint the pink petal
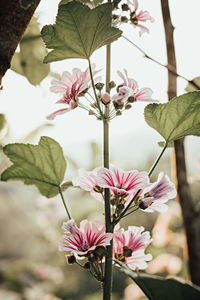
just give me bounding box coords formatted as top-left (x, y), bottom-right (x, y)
top-left (46, 108), bottom-right (70, 120)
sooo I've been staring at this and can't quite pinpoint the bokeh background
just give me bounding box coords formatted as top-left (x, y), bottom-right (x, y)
top-left (1, 0), bottom-right (200, 299)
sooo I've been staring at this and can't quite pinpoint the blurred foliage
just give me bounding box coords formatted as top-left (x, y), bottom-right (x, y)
top-left (11, 17), bottom-right (50, 86)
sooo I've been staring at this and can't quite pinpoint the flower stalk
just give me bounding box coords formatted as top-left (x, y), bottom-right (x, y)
top-left (148, 143), bottom-right (167, 177)
top-left (103, 43), bottom-right (114, 300)
top-left (58, 186), bottom-right (71, 220)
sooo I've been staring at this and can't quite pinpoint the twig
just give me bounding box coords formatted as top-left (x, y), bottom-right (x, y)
top-left (122, 35), bottom-right (200, 91)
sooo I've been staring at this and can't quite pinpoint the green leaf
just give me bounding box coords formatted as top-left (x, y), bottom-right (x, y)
top-left (41, 1), bottom-right (122, 63)
top-left (116, 260), bottom-right (200, 300)
top-left (144, 91), bottom-right (200, 144)
top-left (186, 77), bottom-right (200, 92)
top-left (11, 17), bottom-right (50, 85)
top-left (0, 114), bottom-right (6, 132)
top-left (1, 136), bottom-right (66, 198)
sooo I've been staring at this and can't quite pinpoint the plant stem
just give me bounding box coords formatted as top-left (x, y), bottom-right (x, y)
top-left (122, 35), bottom-right (200, 91)
top-left (88, 58), bottom-right (103, 117)
top-left (58, 186), bottom-right (71, 219)
top-left (103, 43), bottom-right (114, 300)
top-left (148, 143), bottom-right (167, 177)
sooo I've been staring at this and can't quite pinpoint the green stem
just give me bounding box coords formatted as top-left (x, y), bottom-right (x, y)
top-left (88, 58), bottom-right (103, 117)
top-left (113, 189), bottom-right (141, 225)
top-left (103, 43), bottom-right (113, 300)
top-left (148, 143), bottom-right (167, 177)
top-left (58, 186), bottom-right (71, 219)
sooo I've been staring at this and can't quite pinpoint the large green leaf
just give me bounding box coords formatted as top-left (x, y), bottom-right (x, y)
top-left (116, 260), bottom-right (200, 300)
top-left (11, 17), bottom-right (50, 85)
top-left (41, 1), bottom-right (122, 63)
top-left (144, 91), bottom-right (200, 144)
top-left (1, 136), bottom-right (67, 198)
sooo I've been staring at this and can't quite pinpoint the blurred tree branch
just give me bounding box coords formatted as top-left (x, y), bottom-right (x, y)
top-left (161, 0), bottom-right (200, 286)
top-left (0, 0), bottom-right (42, 85)
top-left (122, 36), bottom-right (200, 91)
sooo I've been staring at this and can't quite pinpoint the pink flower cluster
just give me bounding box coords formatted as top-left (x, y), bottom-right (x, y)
top-left (47, 64), bottom-right (100, 120)
top-left (72, 164), bottom-right (176, 213)
top-left (59, 219), bottom-right (152, 270)
top-left (48, 66), bottom-right (155, 120)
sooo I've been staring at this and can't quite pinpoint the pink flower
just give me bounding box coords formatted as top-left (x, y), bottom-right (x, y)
top-left (112, 86), bottom-right (133, 106)
top-left (114, 69), bottom-right (155, 102)
top-left (140, 173), bottom-right (177, 213)
top-left (115, 69), bottom-right (154, 103)
top-left (127, 0), bottom-right (154, 36)
top-left (93, 165), bottom-right (149, 197)
top-left (72, 168), bottom-right (104, 202)
top-left (113, 226), bottom-right (152, 270)
top-left (59, 219), bottom-right (113, 258)
top-left (101, 93), bottom-right (111, 105)
top-left (47, 64), bottom-right (101, 120)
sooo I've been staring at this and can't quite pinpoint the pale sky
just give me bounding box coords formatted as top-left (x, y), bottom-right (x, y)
top-left (1, 0), bottom-right (200, 176)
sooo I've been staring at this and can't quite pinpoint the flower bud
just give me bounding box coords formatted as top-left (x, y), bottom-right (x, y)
top-left (94, 246), bottom-right (107, 259)
top-left (116, 110), bottom-right (122, 116)
top-left (113, 0), bottom-right (121, 9)
top-left (139, 197), bottom-right (153, 210)
top-left (84, 262), bottom-right (90, 269)
top-left (67, 255), bottom-right (76, 264)
top-left (108, 81), bottom-right (116, 89)
top-left (101, 93), bottom-right (111, 105)
top-left (113, 101), bottom-right (124, 110)
top-left (79, 88), bottom-right (88, 96)
top-left (116, 84), bottom-right (124, 93)
top-left (93, 185), bottom-right (103, 193)
top-left (95, 82), bottom-right (104, 90)
top-left (88, 110), bottom-right (95, 115)
top-left (117, 203), bottom-right (124, 211)
top-left (121, 3), bottom-right (129, 11)
top-left (88, 253), bottom-right (97, 262)
top-left (125, 104), bottom-right (132, 110)
top-left (128, 96), bottom-right (136, 103)
top-left (121, 16), bottom-right (128, 23)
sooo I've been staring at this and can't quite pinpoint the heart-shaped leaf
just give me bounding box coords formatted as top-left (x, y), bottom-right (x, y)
top-left (1, 136), bottom-right (66, 198)
top-left (144, 91), bottom-right (200, 144)
top-left (41, 1), bottom-right (122, 63)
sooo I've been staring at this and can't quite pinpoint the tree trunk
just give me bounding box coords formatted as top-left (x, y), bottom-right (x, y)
top-left (0, 0), bottom-right (42, 85)
top-left (161, 0), bottom-right (200, 285)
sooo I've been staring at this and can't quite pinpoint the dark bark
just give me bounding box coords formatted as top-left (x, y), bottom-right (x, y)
top-left (161, 0), bottom-right (200, 285)
top-left (0, 0), bottom-right (42, 85)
